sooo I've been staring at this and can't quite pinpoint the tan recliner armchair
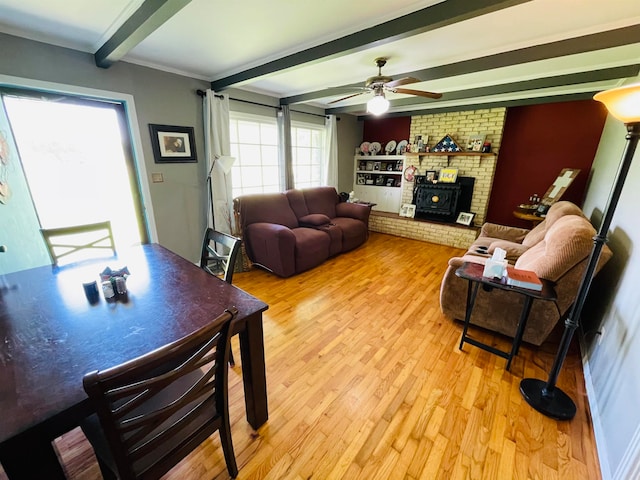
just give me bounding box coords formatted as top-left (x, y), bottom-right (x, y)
top-left (440, 213), bottom-right (612, 346)
top-left (467, 201), bottom-right (586, 262)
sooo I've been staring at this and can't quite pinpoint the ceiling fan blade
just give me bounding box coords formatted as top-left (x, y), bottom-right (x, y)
top-left (385, 77), bottom-right (420, 88)
top-left (328, 91), bottom-right (367, 104)
top-left (393, 88), bottom-right (442, 99)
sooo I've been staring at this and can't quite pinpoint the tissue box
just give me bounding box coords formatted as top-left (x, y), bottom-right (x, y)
top-left (483, 259), bottom-right (507, 279)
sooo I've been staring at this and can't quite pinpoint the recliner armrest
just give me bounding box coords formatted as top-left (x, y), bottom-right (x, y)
top-left (479, 222), bottom-right (530, 243)
top-left (335, 202), bottom-right (371, 223)
top-left (244, 223), bottom-right (297, 277)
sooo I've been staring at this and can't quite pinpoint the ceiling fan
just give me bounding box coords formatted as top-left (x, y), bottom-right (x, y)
top-left (329, 57), bottom-right (442, 114)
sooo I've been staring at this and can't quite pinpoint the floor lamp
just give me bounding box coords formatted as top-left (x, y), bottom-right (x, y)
top-left (520, 82), bottom-right (640, 420)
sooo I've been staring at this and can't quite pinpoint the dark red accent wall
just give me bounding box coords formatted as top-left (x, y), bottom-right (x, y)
top-left (360, 101), bottom-right (607, 229)
top-left (362, 116), bottom-right (411, 146)
top-left (486, 100), bottom-right (608, 227)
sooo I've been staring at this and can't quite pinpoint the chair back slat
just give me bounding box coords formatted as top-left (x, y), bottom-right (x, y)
top-left (41, 220), bottom-right (116, 266)
top-left (82, 307), bottom-right (238, 479)
top-left (200, 228), bottom-right (241, 284)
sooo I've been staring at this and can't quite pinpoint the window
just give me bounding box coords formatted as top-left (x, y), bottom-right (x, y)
top-left (291, 122), bottom-right (325, 189)
top-left (229, 113), bottom-right (280, 199)
top-left (229, 113), bottom-right (326, 198)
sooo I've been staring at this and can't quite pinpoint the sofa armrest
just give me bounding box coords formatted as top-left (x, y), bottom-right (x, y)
top-left (487, 240), bottom-right (530, 262)
top-left (335, 202), bottom-right (371, 224)
top-left (479, 222), bottom-right (530, 243)
top-left (244, 223), bottom-right (297, 277)
top-left (447, 255), bottom-right (492, 272)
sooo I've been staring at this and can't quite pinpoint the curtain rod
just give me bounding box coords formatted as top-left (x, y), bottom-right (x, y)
top-left (195, 89), bottom-right (331, 119)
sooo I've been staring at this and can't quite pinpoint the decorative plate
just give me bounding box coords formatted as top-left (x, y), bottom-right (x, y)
top-left (396, 140), bottom-right (408, 155)
top-left (360, 142), bottom-right (370, 155)
top-left (385, 140), bottom-right (396, 154)
top-left (403, 165), bottom-right (417, 182)
top-left (369, 142), bottom-right (381, 155)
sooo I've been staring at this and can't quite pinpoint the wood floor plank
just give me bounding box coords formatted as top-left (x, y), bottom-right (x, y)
top-left (0, 232), bottom-right (602, 479)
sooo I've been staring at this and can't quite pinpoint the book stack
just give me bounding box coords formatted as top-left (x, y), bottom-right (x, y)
top-left (505, 266), bottom-right (543, 291)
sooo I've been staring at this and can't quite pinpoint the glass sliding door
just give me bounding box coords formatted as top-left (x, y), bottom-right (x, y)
top-left (1, 89), bottom-right (148, 272)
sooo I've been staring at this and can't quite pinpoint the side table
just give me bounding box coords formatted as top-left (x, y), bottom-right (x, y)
top-left (455, 262), bottom-right (557, 370)
top-left (513, 206), bottom-right (545, 227)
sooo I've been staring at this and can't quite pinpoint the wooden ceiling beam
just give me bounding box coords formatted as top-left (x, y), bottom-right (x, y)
top-left (210, 0), bottom-right (530, 91)
top-left (95, 0), bottom-right (192, 68)
top-left (326, 65), bottom-right (640, 115)
top-left (283, 25), bottom-right (640, 105)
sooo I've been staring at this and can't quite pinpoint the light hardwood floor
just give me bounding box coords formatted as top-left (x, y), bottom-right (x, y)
top-left (3, 232), bottom-right (601, 479)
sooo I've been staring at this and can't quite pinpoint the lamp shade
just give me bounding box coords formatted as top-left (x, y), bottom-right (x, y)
top-left (216, 155), bottom-right (235, 174)
top-left (367, 94), bottom-right (389, 116)
top-left (594, 83), bottom-right (640, 124)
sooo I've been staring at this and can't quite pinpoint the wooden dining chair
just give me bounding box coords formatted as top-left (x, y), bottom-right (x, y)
top-left (40, 220), bottom-right (116, 266)
top-left (200, 228), bottom-right (242, 366)
top-left (200, 228), bottom-right (242, 284)
top-left (81, 307), bottom-right (239, 480)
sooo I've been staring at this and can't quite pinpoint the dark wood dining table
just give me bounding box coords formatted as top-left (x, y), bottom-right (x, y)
top-left (0, 244), bottom-right (269, 479)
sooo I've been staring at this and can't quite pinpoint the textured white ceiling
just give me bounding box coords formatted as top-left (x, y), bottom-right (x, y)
top-left (0, 0), bottom-right (639, 114)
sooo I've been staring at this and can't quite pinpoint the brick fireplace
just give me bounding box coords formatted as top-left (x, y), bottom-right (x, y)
top-left (368, 107), bottom-right (506, 248)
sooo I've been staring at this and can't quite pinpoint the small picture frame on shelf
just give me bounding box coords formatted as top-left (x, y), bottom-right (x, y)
top-left (357, 174), bottom-right (365, 185)
top-left (439, 168), bottom-right (458, 183)
top-left (415, 135), bottom-right (428, 152)
top-left (358, 161), bottom-right (367, 171)
top-left (399, 203), bottom-right (416, 218)
top-left (375, 176), bottom-right (385, 186)
top-left (456, 212), bottom-right (475, 226)
top-left (468, 134), bottom-right (485, 152)
top-left (366, 161), bottom-right (374, 171)
top-left (374, 162), bottom-right (381, 171)
top-left (386, 177), bottom-right (395, 187)
top-left (425, 170), bottom-right (437, 182)
top-left (395, 161), bottom-right (403, 171)
top-left (365, 174), bottom-right (374, 185)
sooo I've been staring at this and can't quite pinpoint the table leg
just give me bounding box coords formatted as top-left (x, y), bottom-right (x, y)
top-left (0, 436), bottom-right (66, 480)
top-left (506, 296), bottom-right (535, 371)
top-left (459, 280), bottom-right (481, 350)
top-left (238, 312), bottom-right (268, 429)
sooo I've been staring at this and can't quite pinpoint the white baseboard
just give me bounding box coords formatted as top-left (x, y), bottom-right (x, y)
top-left (580, 335), bottom-right (613, 480)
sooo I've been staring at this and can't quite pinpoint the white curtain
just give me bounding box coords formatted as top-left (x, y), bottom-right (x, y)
top-left (278, 105), bottom-right (294, 190)
top-left (324, 114), bottom-right (338, 188)
top-left (203, 90), bottom-right (234, 233)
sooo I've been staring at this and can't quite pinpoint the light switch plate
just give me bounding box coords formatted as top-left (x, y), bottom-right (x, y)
top-left (151, 173), bottom-right (164, 183)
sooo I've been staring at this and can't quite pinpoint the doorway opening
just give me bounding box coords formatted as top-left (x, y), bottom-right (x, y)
top-left (2, 91), bottom-right (148, 250)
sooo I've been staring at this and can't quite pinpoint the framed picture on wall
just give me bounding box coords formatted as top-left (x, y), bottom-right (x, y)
top-left (149, 124), bottom-right (197, 163)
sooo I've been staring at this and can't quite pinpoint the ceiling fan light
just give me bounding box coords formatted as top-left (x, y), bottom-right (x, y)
top-left (367, 94), bottom-right (390, 116)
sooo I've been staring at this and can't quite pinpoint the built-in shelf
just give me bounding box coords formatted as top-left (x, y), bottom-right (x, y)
top-left (353, 155), bottom-right (405, 212)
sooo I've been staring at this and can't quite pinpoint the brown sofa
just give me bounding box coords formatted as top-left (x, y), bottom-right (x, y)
top-left (439, 202), bottom-right (612, 345)
top-left (234, 187), bottom-right (370, 277)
